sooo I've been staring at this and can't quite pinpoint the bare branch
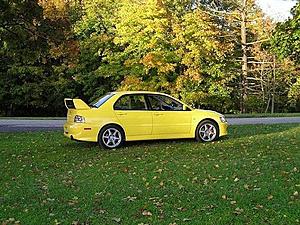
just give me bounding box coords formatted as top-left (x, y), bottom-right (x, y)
top-left (246, 39), bottom-right (269, 45)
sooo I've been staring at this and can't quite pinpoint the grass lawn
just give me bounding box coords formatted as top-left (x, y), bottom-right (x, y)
top-left (0, 125), bottom-right (299, 225)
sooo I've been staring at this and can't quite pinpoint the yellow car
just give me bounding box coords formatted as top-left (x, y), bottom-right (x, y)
top-left (64, 91), bottom-right (228, 149)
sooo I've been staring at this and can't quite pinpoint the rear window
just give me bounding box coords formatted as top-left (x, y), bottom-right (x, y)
top-left (91, 93), bottom-right (115, 108)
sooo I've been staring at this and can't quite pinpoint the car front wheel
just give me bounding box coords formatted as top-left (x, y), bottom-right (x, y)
top-left (196, 120), bottom-right (219, 142)
top-left (98, 125), bottom-right (125, 149)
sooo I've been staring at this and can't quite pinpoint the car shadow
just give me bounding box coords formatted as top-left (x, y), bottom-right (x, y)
top-left (63, 140), bottom-right (98, 149)
top-left (124, 138), bottom-right (195, 147)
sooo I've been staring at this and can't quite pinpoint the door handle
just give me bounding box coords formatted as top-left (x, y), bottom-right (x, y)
top-left (116, 112), bottom-right (127, 116)
top-left (154, 113), bottom-right (163, 116)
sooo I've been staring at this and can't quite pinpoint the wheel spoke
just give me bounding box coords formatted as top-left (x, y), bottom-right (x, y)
top-left (111, 139), bottom-right (116, 145)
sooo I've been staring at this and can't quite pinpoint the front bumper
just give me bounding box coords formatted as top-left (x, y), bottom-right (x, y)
top-left (64, 122), bottom-right (98, 142)
top-left (219, 122), bottom-right (228, 137)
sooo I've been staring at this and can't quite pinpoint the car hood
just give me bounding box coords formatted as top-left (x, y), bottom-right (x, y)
top-left (193, 109), bottom-right (224, 117)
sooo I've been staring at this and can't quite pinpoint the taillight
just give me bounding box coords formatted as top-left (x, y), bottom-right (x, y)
top-left (74, 115), bottom-right (85, 123)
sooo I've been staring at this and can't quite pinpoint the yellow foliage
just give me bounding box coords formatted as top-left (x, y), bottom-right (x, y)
top-left (118, 76), bottom-right (156, 91)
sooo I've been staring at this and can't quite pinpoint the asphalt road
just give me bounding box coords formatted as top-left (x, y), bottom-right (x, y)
top-left (0, 117), bottom-right (299, 132)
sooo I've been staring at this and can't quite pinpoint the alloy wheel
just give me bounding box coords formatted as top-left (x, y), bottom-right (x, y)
top-left (102, 128), bottom-right (122, 148)
top-left (199, 123), bottom-right (217, 142)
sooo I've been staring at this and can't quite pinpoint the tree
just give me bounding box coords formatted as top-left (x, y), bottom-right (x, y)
top-left (72, 0), bottom-right (123, 103)
top-left (272, 2), bottom-right (300, 111)
top-left (38, 0), bottom-right (82, 114)
top-left (114, 0), bottom-right (234, 110)
top-left (272, 2), bottom-right (300, 64)
top-left (1, 0), bottom-right (298, 116)
top-left (0, 0), bottom-right (51, 116)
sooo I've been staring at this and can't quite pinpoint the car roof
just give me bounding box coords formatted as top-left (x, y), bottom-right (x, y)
top-left (110, 91), bottom-right (192, 109)
top-left (112, 91), bottom-right (168, 95)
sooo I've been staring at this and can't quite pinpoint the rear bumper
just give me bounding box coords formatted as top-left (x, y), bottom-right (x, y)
top-left (64, 122), bottom-right (98, 142)
top-left (219, 122), bottom-right (228, 137)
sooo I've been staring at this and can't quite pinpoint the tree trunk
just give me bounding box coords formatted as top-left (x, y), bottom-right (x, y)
top-left (271, 93), bottom-right (275, 114)
top-left (265, 96), bottom-right (271, 113)
top-left (240, 0), bottom-right (248, 113)
top-left (271, 56), bottom-right (276, 114)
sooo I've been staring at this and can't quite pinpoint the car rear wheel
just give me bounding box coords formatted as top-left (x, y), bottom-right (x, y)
top-left (98, 125), bottom-right (125, 149)
top-left (196, 120), bottom-right (219, 142)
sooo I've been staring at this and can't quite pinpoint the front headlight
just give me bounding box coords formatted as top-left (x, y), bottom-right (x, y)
top-left (74, 115), bottom-right (85, 123)
top-left (220, 116), bottom-right (227, 123)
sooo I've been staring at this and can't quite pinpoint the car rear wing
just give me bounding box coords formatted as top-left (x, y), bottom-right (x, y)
top-left (64, 98), bottom-right (90, 110)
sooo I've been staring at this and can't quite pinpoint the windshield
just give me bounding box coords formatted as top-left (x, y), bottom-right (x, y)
top-left (90, 93), bottom-right (115, 108)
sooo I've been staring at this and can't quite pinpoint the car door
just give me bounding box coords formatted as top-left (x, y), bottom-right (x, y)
top-left (114, 94), bottom-right (152, 137)
top-left (146, 94), bottom-right (192, 135)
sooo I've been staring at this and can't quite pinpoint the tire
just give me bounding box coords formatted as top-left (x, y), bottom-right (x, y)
top-left (98, 125), bottom-right (125, 149)
top-left (195, 120), bottom-right (219, 142)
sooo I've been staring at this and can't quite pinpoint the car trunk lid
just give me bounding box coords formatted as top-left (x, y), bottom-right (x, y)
top-left (64, 98), bottom-right (90, 123)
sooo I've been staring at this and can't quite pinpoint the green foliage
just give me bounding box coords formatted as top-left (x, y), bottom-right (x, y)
top-left (272, 2), bottom-right (300, 63)
top-left (72, 0), bottom-right (124, 102)
top-left (288, 78), bottom-right (300, 110)
top-left (0, 0), bottom-right (49, 115)
top-left (271, 2), bottom-right (300, 111)
top-left (0, 0), bottom-right (80, 116)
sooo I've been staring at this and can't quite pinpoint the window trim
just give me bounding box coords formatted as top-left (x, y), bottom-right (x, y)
top-left (91, 93), bottom-right (115, 108)
top-left (113, 94), bottom-right (149, 111)
top-left (145, 94), bottom-right (191, 112)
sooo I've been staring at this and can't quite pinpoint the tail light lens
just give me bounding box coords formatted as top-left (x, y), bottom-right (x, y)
top-left (74, 115), bottom-right (85, 123)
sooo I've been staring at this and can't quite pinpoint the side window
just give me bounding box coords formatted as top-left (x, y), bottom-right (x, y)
top-left (148, 95), bottom-right (183, 111)
top-left (114, 95), bottom-right (147, 110)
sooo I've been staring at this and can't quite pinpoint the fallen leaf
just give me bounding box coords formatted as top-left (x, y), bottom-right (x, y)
top-left (124, 196), bottom-right (137, 202)
top-left (233, 207), bottom-right (244, 215)
top-left (142, 210), bottom-right (152, 216)
top-left (156, 169), bottom-right (163, 173)
top-left (177, 207), bottom-right (187, 211)
top-left (112, 217), bottom-right (121, 223)
top-left (267, 195), bottom-right (273, 200)
top-left (254, 204), bottom-right (264, 210)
